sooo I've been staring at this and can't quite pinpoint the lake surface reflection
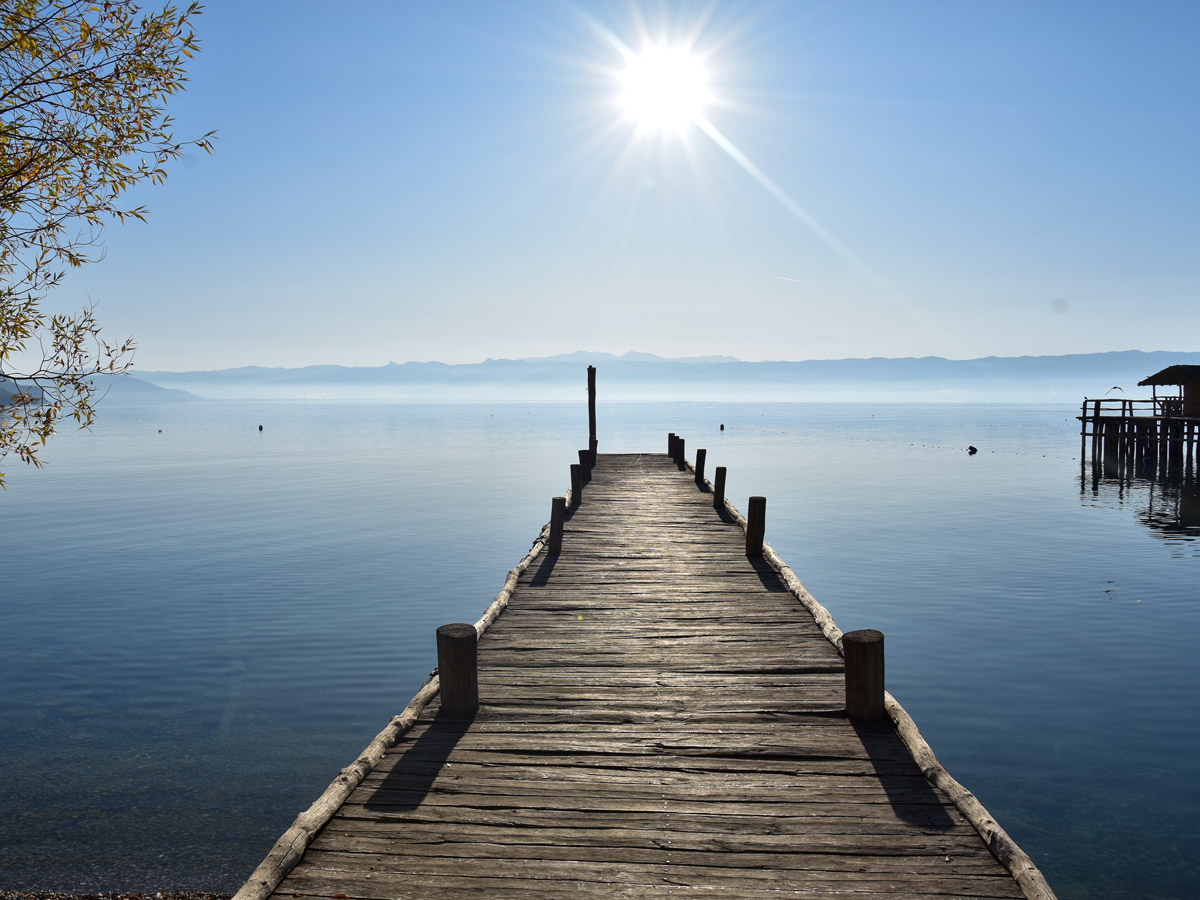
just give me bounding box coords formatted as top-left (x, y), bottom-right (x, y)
top-left (1, 401), bottom-right (1196, 898)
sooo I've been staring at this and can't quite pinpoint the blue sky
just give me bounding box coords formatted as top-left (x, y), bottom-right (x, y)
top-left (55, 1), bottom-right (1200, 370)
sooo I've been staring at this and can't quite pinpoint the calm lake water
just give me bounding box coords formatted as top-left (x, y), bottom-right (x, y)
top-left (1, 401), bottom-right (1197, 898)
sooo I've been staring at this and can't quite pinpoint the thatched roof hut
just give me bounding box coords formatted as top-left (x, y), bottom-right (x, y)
top-left (1138, 365), bottom-right (1200, 415)
top-left (1137, 365), bottom-right (1200, 388)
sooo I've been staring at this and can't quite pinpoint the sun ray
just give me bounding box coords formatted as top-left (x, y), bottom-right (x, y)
top-left (692, 115), bottom-right (898, 299)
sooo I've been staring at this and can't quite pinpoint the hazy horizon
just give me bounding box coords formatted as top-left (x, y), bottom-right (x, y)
top-left (116, 347), bottom-right (1200, 405)
top-left (134, 345), bottom-right (1200, 374)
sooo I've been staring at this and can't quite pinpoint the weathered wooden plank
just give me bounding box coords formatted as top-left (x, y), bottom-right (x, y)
top-left (286, 851), bottom-right (1024, 897)
top-left (330, 804), bottom-right (978, 838)
top-left (310, 832), bottom-right (1008, 874)
top-left (313, 817), bottom-right (999, 857)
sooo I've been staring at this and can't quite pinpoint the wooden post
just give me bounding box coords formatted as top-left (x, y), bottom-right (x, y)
top-left (668, 432), bottom-right (676, 456)
top-left (549, 496), bottom-right (565, 555)
top-left (844, 629), bottom-right (884, 721)
top-left (746, 495), bottom-right (766, 555)
top-left (695, 448), bottom-right (706, 485)
top-left (713, 466), bottom-right (727, 509)
top-left (570, 463), bottom-right (583, 505)
top-left (675, 437), bottom-right (686, 470)
top-left (436, 623), bottom-right (479, 717)
top-left (587, 365), bottom-right (597, 462)
top-left (590, 437), bottom-right (598, 467)
top-left (1079, 400), bottom-right (1087, 463)
top-left (578, 449), bottom-right (591, 484)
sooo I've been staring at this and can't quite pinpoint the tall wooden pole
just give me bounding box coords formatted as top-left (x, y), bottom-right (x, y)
top-left (587, 365), bottom-right (597, 465)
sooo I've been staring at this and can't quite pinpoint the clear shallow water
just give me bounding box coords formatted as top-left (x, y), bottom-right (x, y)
top-left (1, 401), bottom-right (1197, 898)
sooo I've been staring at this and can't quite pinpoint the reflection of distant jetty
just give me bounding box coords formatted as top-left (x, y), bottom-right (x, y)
top-left (1080, 365), bottom-right (1200, 477)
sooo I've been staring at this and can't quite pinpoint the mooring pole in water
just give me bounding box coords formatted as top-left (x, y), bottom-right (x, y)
top-left (713, 466), bottom-right (727, 509)
top-left (436, 623), bottom-right (479, 717)
top-left (844, 629), bottom-right (885, 721)
top-left (549, 496), bottom-right (565, 554)
top-left (746, 495), bottom-right (766, 555)
top-left (695, 448), bottom-right (706, 486)
top-left (587, 365), bottom-right (597, 465)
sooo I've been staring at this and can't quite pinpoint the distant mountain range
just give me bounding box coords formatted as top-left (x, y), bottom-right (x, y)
top-left (2, 373), bottom-right (196, 404)
top-left (124, 349), bottom-right (1200, 403)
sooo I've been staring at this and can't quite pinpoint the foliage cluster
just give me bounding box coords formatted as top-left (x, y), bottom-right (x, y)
top-left (0, 0), bottom-right (212, 487)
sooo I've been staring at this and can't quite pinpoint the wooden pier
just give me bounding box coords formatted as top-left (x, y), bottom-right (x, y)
top-left (234, 443), bottom-right (1054, 899)
top-left (1080, 397), bottom-right (1200, 478)
top-left (1081, 366), bottom-right (1200, 479)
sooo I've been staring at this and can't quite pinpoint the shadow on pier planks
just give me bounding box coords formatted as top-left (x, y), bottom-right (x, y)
top-left (269, 453), bottom-right (1025, 900)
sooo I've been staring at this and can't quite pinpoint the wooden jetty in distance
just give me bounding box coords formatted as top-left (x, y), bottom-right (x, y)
top-left (1081, 365), bottom-right (1200, 478)
top-left (233, 371), bottom-right (1056, 900)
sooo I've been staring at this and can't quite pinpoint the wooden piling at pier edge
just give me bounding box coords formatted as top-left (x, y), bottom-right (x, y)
top-left (844, 629), bottom-right (885, 721)
top-left (435, 623), bottom-right (479, 717)
top-left (233, 447), bottom-right (1056, 900)
top-left (548, 496), bottom-right (565, 555)
top-left (713, 464), bottom-right (727, 508)
top-left (569, 463), bottom-right (583, 503)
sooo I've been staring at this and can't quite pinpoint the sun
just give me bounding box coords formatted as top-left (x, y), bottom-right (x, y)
top-left (618, 44), bottom-right (710, 134)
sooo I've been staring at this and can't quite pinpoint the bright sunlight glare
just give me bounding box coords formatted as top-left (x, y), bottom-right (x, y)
top-left (618, 44), bottom-right (710, 133)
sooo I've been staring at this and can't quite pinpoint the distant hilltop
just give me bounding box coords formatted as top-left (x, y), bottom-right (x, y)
top-left (2, 372), bottom-right (198, 405)
top-left (129, 349), bottom-right (1200, 403)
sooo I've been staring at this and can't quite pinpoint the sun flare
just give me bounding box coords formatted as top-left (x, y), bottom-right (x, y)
top-left (618, 44), bottom-right (710, 133)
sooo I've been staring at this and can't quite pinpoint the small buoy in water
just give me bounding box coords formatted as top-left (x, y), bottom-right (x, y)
top-left (157, 429), bottom-right (162, 433)
top-left (720, 424), bottom-right (725, 431)
top-left (258, 425), bottom-right (263, 431)
top-left (967, 445), bottom-right (978, 455)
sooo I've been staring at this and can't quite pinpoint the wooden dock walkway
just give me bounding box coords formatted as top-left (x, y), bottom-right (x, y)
top-left (237, 452), bottom-right (1052, 900)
